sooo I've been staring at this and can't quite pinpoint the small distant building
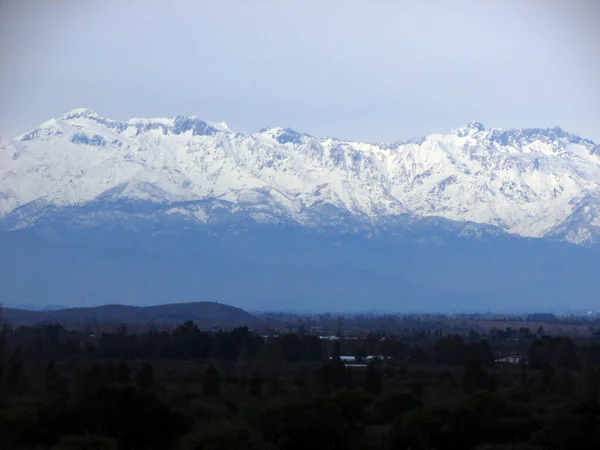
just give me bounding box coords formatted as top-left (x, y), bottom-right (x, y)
top-left (329, 355), bottom-right (390, 363)
top-left (495, 355), bottom-right (528, 365)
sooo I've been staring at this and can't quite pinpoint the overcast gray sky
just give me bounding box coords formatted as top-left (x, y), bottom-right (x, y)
top-left (1, 0), bottom-right (599, 142)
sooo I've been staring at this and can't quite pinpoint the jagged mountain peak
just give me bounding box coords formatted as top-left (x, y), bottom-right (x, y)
top-left (62, 108), bottom-right (100, 120)
top-left (257, 126), bottom-right (312, 145)
top-left (18, 110), bottom-right (239, 142)
top-left (455, 121), bottom-right (486, 137)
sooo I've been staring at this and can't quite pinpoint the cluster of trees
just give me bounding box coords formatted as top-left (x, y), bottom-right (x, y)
top-left (0, 320), bottom-right (321, 362)
top-left (1, 316), bottom-right (600, 449)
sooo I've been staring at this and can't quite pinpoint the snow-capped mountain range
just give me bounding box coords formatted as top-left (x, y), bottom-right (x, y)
top-left (1, 108), bottom-right (599, 246)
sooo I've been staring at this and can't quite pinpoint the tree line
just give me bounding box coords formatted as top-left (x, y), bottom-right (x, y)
top-left (1, 317), bottom-right (600, 449)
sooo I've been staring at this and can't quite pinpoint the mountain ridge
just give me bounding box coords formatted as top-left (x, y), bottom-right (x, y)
top-left (1, 109), bottom-right (599, 247)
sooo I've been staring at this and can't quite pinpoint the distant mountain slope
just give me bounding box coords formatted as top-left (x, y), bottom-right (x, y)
top-left (1, 109), bottom-right (599, 246)
top-left (2, 227), bottom-right (599, 313)
top-left (2, 301), bottom-right (253, 326)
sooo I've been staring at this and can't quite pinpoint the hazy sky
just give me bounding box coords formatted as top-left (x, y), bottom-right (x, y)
top-left (1, 0), bottom-right (599, 142)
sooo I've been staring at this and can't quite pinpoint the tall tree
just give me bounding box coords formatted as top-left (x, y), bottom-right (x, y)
top-left (202, 364), bottom-right (222, 397)
top-left (364, 361), bottom-right (383, 396)
top-left (135, 362), bottom-right (154, 390)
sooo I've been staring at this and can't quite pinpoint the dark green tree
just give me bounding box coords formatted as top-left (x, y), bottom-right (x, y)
top-left (320, 358), bottom-right (346, 393)
top-left (249, 369), bottom-right (263, 397)
top-left (114, 361), bottom-right (130, 383)
top-left (135, 362), bottom-right (154, 390)
top-left (462, 357), bottom-right (489, 394)
top-left (379, 390), bottom-right (421, 422)
top-left (540, 363), bottom-right (555, 390)
top-left (520, 363), bottom-right (528, 386)
top-left (334, 389), bottom-right (371, 430)
top-left (364, 361), bottom-right (383, 396)
top-left (556, 370), bottom-right (575, 396)
top-left (332, 341), bottom-right (341, 360)
top-left (52, 434), bottom-right (119, 450)
top-left (72, 384), bottom-right (189, 450)
top-left (44, 360), bottom-right (66, 397)
top-left (178, 424), bottom-right (265, 450)
top-left (267, 369), bottom-right (281, 395)
top-left (293, 365), bottom-right (309, 388)
top-left (3, 349), bottom-right (24, 395)
top-left (390, 408), bottom-right (443, 450)
top-left (202, 363), bottom-right (222, 397)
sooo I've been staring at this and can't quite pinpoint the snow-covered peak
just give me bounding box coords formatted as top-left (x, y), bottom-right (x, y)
top-left (205, 121), bottom-right (232, 133)
top-left (256, 126), bottom-right (311, 145)
top-left (171, 115), bottom-right (219, 136)
top-left (62, 108), bottom-right (100, 120)
top-left (16, 111), bottom-right (238, 143)
top-left (2, 110), bottom-right (600, 247)
top-left (127, 116), bottom-right (174, 126)
top-left (455, 122), bottom-right (485, 137)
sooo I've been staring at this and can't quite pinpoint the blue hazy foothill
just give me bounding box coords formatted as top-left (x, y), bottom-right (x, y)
top-left (1, 211), bottom-right (598, 313)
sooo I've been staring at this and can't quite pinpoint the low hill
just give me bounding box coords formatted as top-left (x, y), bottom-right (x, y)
top-left (1, 301), bottom-right (254, 327)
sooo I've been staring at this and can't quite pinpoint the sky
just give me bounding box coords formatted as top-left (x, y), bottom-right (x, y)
top-left (0, 0), bottom-right (599, 143)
